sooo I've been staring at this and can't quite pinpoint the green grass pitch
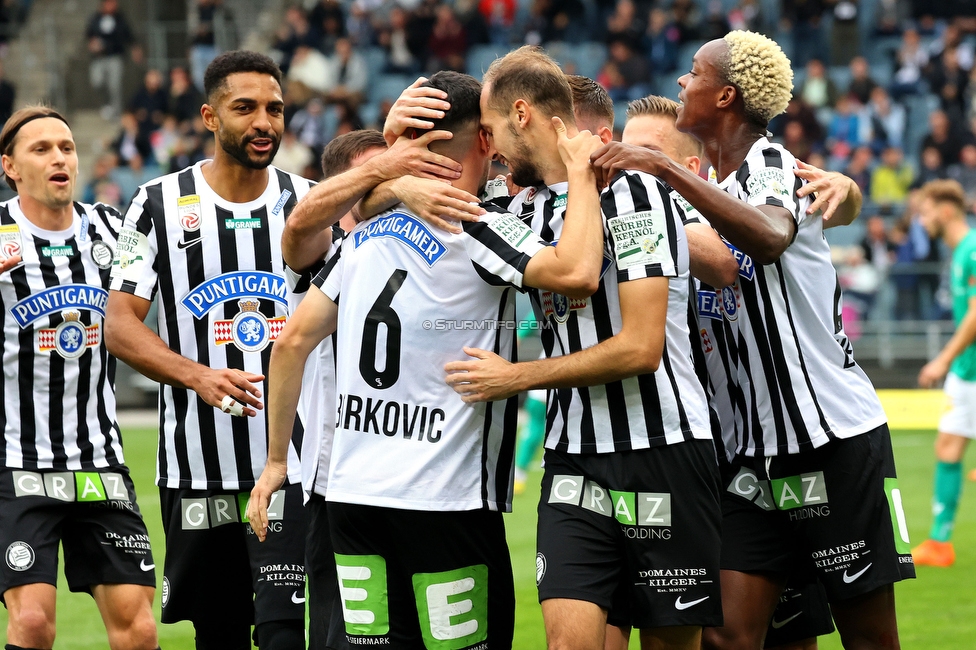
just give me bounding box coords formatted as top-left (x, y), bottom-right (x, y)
top-left (2, 427), bottom-right (973, 648)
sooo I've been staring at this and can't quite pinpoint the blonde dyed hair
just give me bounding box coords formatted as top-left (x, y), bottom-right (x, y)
top-left (722, 30), bottom-right (793, 126)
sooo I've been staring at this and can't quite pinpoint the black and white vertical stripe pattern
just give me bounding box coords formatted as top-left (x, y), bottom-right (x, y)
top-left (514, 172), bottom-right (712, 455)
top-left (0, 199), bottom-right (123, 470)
top-left (110, 162), bottom-right (312, 490)
top-left (714, 139), bottom-right (887, 457)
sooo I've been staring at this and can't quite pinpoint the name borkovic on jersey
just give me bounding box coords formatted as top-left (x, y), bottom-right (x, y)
top-left (337, 393), bottom-right (446, 442)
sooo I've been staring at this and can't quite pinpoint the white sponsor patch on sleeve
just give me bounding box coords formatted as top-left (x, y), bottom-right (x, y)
top-left (608, 209), bottom-right (670, 270)
top-left (487, 212), bottom-right (535, 249)
top-left (111, 227), bottom-right (152, 282)
top-left (746, 167), bottom-right (791, 202)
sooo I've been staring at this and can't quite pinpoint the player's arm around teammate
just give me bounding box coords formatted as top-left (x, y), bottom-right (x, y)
top-left (0, 108), bottom-right (157, 650)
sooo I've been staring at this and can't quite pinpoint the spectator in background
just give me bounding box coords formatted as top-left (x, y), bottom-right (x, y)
top-left (781, 119), bottom-right (815, 161)
top-left (929, 22), bottom-right (974, 72)
top-left (150, 114), bottom-right (181, 171)
top-left (427, 4), bottom-right (468, 72)
top-left (875, 0), bottom-right (911, 36)
top-left (379, 6), bottom-right (420, 74)
top-left (322, 37), bottom-right (368, 106)
top-left (699, 0), bottom-right (731, 42)
top-left (273, 128), bottom-right (315, 178)
top-left (289, 96), bottom-right (331, 159)
top-left (600, 36), bottom-right (650, 102)
top-left (287, 44), bottom-right (331, 106)
top-left (308, 0), bottom-right (345, 53)
top-left (772, 96), bottom-right (825, 143)
top-left (891, 27), bottom-right (929, 99)
top-left (86, 0), bottom-right (133, 120)
top-left (861, 214), bottom-right (896, 278)
top-left (830, 0), bottom-right (860, 65)
top-left (827, 94), bottom-right (865, 160)
top-left (948, 143), bottom-right (976, 208)
top-left (167, 66), bottom-right (203, 125)
top-left (479, 0), bottom-right (516, 45)
top-left (912, 145), bottom-right (948, 189)
top-left (728, 0), bottom-right (762, 32)
top-left (0, 60), bottom-right (15, 126)
top-left (871, 145), bottom-right (914, 206)
top-left (644, 7), bottom-right (679, 77)
top-left (783, 0), bottom-right (827, 66)
top-left (867, 86), bottom-right (906, 151)
top-left (845, 145), bottom-right (875, 194)
top-left (606, 0), bottom-right (644, 45)
top-left (541, 0), bottom-right (586, 42)
top-left (128, 69), bottom-right (168, 138)
top-left (456, 0), bottom-right (490, 47)
top-left (929, 47), bottom-right (969, 124)
top-left (799, 58), bottom-right (839, 109)
top-left (847, 56), bottom-right (878, 105)
top-left (922, 109), bottom-right (969, 167)
top-left (671, 0), bottom-right (701, 44)
top-left (81, 152), bottom-right (123, 209)
top-left (838, 246), bottom-right (881, 328)
top-left (272, 6), bottom-right (318, 74)
top-left (110, 151), bottom-right (159, 206)
top-left (110, 110), bottom-right (153, 168)
top-left (189, 0), bottom-right (231, 93)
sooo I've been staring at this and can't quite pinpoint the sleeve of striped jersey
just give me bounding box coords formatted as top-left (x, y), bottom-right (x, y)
top-left (670, 190), bottom-right (701, 225)
top-left (460, 204), bottom-right (548, 289)
top-left (92, 202), bottom-right (123, 241)
top-left (741, 147), bottom-right (800, 222)
top-left (108, 185), bottom-right (158, 300)
top-left (311, 237), bottom-right (345, 302)
top-left (286, 224), bottom-right (343, 299)
top-left (603, 171), bottom-right (679, 282)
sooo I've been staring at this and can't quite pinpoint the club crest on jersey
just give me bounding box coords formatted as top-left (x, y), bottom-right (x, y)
top-left (724, 241), bottom-right (756, 281)
top-left (353, 211), bottom-right (445, 267)
top-left (697, 290), bottom-right (723, 321)
top-left (0, 224), bottom-right (21, 260)
top-left (721, 286), bottom-right (739, 321)
top-left (523, 187), bottom-right (538, 204)
top-left (214, 299), bottom-right (285, 353)
top-left (90, 240), bottom-right (114, 269)
top-left (37, 310), bottom-right (100, 359)
top-left (541, 291), bottom-right (587, 323)
top-left (178, 195), bottom-right (202, 231)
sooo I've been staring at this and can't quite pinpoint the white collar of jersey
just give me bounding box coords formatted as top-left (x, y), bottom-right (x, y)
top-left (191, 160), bottom-right (281, 211)
top-left (7, 197), bottom-right (78, 241)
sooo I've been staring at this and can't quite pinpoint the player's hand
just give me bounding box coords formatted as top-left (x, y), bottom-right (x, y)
top-left (795, 160), bottom-right (859, 223)
top-left (590, 141), bottom-right (670, 190)
top-left (193, 368), bottom-right (265, 417)
top-left (246, 460), bottom-right (288, 542)
top-left (918, 358), bottom-right (950, 388)
top-left (390, 176), bottom-right (484, 234)
top-left (0, 255), bottom-right (22, 274)
top-left (380, 132), bottom-right (463, 181)
top-left (382, 77), bottom-right (451, 144)
top-left (553, 116), bottom-right (602, 174)
top-left (444, 347), bottom-right (520, 403)
top-left (505, 173), bottom-right (523, 197)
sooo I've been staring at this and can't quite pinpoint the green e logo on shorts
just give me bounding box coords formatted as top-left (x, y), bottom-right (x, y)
top-left (335, 554), bottom-right (390, 636)
top-left (412, 564), bottom-right (489, 650)
top-left (885, 478), bottom-right (912, 554)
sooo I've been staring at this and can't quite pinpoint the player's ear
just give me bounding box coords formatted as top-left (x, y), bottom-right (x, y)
top-left (513, 99), bottom-right (530, 129)
top-left (200, 103), bottom-right (219, 134)
top-left (685, 155), bottom-right (701, 175)
top-left (1, 154), bottom-right (20, 184)
top-left (478, 128), bottom-right (491, 155)
top-left (598, 126), bottom-right (613, 145)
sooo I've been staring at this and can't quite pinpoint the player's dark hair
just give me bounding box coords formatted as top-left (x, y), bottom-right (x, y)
top-left (320, 129), bottom-right (388, 178)
top-left (0, 105), bottom-right (70, 191)
top-left (203, 50), bottom-right (282, 104)
top-left (415, 71), bottom-right (483, 138)
top-left (568, 75), bottom-right (613, 130)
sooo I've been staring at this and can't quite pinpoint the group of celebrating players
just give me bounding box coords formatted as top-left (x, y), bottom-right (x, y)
top-left (0, 27), bottom-right (919, 650)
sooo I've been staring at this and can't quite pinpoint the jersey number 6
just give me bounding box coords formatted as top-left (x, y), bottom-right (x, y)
top-left (360, 269), bottom-right (407, 389)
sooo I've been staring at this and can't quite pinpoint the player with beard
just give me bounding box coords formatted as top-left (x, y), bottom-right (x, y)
top-left (105, 51), bottom-right (313, 649)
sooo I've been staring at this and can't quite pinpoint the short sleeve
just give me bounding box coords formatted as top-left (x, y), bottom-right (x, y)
top-left (966, 246), bottom-right (976, 301)
top-left (461, 204), bottom-right (548, 290)
top-left (603, 171), bottom-right (679, 283)
top-left (741, 147), bottom-right (800, 223)
top-left (311, 236), bottom-right (346, 302)
top-left (109, 185), bottom-right (158, 301)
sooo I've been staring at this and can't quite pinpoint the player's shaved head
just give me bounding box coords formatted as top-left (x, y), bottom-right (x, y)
top-left (415, 71), bottom-right (483, 159)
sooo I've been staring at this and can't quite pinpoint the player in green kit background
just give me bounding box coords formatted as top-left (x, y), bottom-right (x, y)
top-left (914, 179), bottom-right (976, 567)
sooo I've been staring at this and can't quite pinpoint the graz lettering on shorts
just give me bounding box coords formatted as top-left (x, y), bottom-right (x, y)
top-left (548, 475), bottom-right (672, 539)
top-left (726, 467), bottom-right (775, 511)
top-left (337, 393), bottom-right (446, 442)
top-left (727, 468), bottom-right (829, 518)
top-left (257, 562), bottom-right (305, 588)
top-left (180, 490), bottom-right (285, 531)
top-left (12, 471), bottom-right (130, 504)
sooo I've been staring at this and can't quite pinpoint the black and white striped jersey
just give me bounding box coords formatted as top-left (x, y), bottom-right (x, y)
top-left (713, 139), bottom-right (886, 456)
top-left (314, 203), bottom-right (547, 512)
top-left (0, 198), bottom-right (124, 470)
top-left (515, 172), bottom-right (712, 455)
top-left (109, 161), bottom-right (313, 490)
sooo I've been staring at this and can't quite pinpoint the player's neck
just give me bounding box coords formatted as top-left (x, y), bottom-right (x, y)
top-left (539, 127), bottom-right (577, 186)
top-left (944, 219), bottom-right (970, 250)
top-left (201, 150), bottom-right (270, 204)
top-left (17, 192), bottom-right (73, 232)
top-left (702, 119), bottom-right (766, 182)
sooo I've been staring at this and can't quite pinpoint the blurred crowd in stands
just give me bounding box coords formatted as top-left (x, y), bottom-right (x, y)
top-left (66, 0), bottom-right (976, 325)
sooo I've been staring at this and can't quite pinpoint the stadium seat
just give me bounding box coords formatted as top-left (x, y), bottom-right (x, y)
top-left (370, 74), bottom-right (412, 104)
top-left (574, 42), bottom-right (608, 81)
top-left (677, 41), bottom-right (704, 78)
top-left (361, 47), bottom-right (388, 82)
top-left (829, 66), bottom-right (852, 94)
top-left (467, 44), bottom-right (510, 77)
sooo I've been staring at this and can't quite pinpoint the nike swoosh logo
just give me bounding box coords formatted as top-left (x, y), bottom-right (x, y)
top-left (842, 562), bottom-right (873, 584)
top-left (176, 238), bottom-right (202, 250)
top-left (291, 591), bottom-right (305, 604)
top-left (140, 560), bottom-right (155, 571)
top-left (674, 595), bottom-right (709, 610)
top-left (770, 611), bottom-right (802, 629)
